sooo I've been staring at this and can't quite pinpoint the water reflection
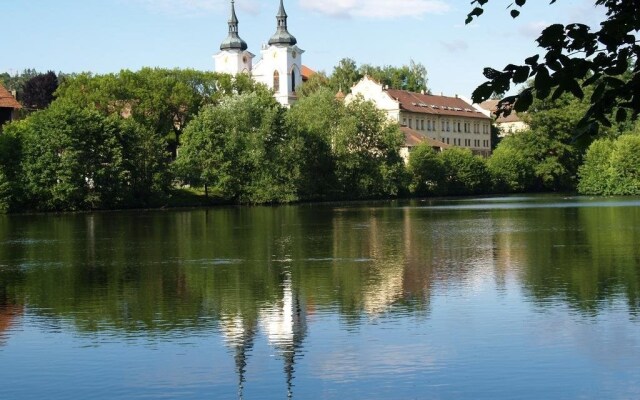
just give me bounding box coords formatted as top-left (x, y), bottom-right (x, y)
top-left (0, 197), bottom-right (639, 398)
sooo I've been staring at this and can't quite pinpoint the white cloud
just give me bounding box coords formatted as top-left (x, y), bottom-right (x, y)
top-left (518, 21), bottom-right (548, 38)
top-left (440, 39), bottom-right (469, 53)
top-left (299, 0), bottom-right (449, 19)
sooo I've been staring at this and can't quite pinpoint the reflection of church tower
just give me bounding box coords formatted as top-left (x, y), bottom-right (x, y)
top-left (259, 272), bottom-right (307, 398)
top-left (252, 0), bottom-right (305, 107)
top-left (214, 1), bottom-right (255, 76)
top-left (219, 314), bottom-right (257, 400)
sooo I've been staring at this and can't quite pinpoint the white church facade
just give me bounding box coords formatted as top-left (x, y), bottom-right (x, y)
top-left (214, 0), bottom-right (305, 107)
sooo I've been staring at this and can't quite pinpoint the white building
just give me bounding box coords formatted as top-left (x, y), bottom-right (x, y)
top-left (479, 99), bottom-right (529, 136)
top-left (346, 77), bottom-right (494, 157)
top-left (214, 0), bottom-right (306, 107)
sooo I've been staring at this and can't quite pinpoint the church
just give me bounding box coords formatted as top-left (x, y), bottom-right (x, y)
top-left (214, 0), bottom-right (308, 107)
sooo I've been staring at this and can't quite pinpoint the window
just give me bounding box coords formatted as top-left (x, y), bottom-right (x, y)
top-left (421, 120), bottom-right (425, 130)
top-left (403, 118), bottom-right (407, 126)
top-left (442, 121), bottom-right (446, 131)
top-left (273, 71), bottom-right (280, 93)
top-left (458, 122), bottom-right (461, 132)
top-left (291, 70), bottom-right (296, 93)
top-left (409, 119), bottom-right (413, 129)
top-left (447, 121), bottom-right (450, 132)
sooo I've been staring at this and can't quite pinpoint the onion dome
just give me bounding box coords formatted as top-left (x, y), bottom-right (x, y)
top-left (220, 1), bottom-right (248, 51)
top-left (268, 0), bottom-right (297, 46)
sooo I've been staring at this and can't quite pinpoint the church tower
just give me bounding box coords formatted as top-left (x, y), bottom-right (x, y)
top-left (252, 0), bottom-right (304, 107)
top-left (214, 1), bottom-right (254, 75)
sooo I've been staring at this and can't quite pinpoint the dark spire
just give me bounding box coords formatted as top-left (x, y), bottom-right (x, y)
top-left (268, 0), bottom-right (297, 46)
top-left (220, 0), bottom-right (248, 51)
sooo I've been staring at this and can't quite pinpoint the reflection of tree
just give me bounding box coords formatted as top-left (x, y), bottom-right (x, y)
top-left (503, 204), bottom-right (640, 315)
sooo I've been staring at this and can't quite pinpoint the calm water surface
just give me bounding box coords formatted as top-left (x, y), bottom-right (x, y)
top-left (0, 195), bottom-right (639, 399)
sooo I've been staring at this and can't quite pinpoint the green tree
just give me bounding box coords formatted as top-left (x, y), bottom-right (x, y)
top-left (579, 133), bottom-right (640, 195)
top-left (333, 98), bottom-right (405, 198)
top-left (175, 90), bottom-right (299, 203)
top-left (55, 68), bottom-right (259, 157)
top-left (11, 102), bottom-right (169, 211)
top-left (329, 58), bottom-right (362, 94)
top-left (297, 71), bottom-right (330, 98)
top-left (440, 148), bottom-right (489, 195)
top-left (577, 138), bottom-right (614, 195)
top-left (0, 126), bottom-right (24, 210)
top-left (286, 88), bottom-right (340, 199)
top-left (487, 143), bottom-right (536, 192)
top-left (467, 0), bottom-right (640, 130)
top-left (359, 60), bottom-right (429, 93)
top-left (407, 144), bottom-right (445, 196)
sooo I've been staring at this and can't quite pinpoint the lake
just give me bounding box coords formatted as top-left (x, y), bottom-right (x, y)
top-left (0, 195), bottom-right (639, 399)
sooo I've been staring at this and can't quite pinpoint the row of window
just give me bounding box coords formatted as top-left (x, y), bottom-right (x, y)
top-left (441, 138), bottom-right (491, 148)
top-left (403, 116), bottom-right (491, 135)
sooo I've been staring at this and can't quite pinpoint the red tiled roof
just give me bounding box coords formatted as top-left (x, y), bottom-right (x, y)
top-left (301, 65), bottom-right (315, 81)
top-left (0, 83), bottom-right (21, 109)
top-left (387, 89), bottom-right (489, 120)
top-left (400, 126), bottom-right (450, 149)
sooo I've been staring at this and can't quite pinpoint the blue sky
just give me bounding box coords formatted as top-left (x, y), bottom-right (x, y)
top-left (3, 0), bottom-right (603, 97)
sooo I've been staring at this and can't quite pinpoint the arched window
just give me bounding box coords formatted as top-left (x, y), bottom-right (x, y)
top-left (273, 71), bottom-right (280, 93)
top-left (291, 70), bottom-right (296, 93)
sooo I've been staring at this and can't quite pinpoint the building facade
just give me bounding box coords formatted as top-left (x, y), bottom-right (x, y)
top-left (479, 99), bottom-right (529, 136)
top-left (214, 0), bottom-right (304, 107)
top-left (347, 77), bottom-right (493, 156)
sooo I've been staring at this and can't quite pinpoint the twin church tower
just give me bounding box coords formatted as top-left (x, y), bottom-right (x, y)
top-left (213, 0), bottom-right (304, 107)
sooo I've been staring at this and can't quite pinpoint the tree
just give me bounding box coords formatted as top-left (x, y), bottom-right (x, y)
top-left (55, 68), bottom-right (260, 157)
top-left (578, 133), bottom-right (640, 195)
top-left (286, 88), bottom-right (340, 199)
top-left (467, 1), bottom-right (640, 132)
top-left (175, 90), bottom-right (299, 203)
top-left (297, 71), bottom-right (330, 98)
top-left (22, 71), bottom-right (58, 109)
top-left (329, 58), bottom-right (362, 94)
top-left (8, 102), bottom-right (170, 211)
top-left (487, 143), bottom-right (536, 193)
top-left (440, 148), bottom-right (490, 195)
top-left (333, 97), bottom-right (405, 198)
top-left (359, 60), bottom-right (429, 93)
top-left (407, 144), bottom-right (446, 196)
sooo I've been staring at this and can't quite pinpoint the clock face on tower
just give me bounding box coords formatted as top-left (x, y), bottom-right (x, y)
top-left (292, 51), bottom-right (297, 59)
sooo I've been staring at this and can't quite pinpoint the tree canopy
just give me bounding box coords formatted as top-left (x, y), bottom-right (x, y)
top-left (22, 71), bottom-right (58, 110)
top-left (313, 58), bottom-right (430, 95)
top-left (467, 0), bottom-right (639, 132)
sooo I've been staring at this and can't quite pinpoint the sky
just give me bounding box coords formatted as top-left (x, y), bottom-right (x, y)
top-left (2, 0), bottom-right (605, 98)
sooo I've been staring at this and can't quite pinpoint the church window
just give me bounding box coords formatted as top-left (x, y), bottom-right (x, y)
top-left (291, 70), bottom-right (296, 93)
top-left (273, 71), bottom-right (280, 93)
